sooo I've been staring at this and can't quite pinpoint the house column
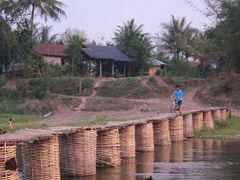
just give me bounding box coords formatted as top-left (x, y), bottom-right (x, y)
top-left (123, 63), bottom-right (126, 77)
top-left (112, 61), bottom-right (114, 77)
top-left (100, 60), bottom-right (102, 78)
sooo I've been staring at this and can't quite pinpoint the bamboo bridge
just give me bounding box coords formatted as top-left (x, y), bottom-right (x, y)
top-left (0, 107), bottom-right (230, 180)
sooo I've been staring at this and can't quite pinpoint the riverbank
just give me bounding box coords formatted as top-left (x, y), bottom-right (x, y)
top-left (195, 117), bottom-right (240, 137)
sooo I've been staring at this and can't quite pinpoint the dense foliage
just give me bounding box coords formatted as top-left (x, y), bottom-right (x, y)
top-left (113, 19), bottom-right (153, 76)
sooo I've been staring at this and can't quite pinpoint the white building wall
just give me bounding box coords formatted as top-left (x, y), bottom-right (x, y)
top-left (44, 56), bottom-right (62, 65)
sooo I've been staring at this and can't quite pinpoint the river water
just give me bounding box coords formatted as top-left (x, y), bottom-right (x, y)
top-left (63, 138), bottom-right (240, 180)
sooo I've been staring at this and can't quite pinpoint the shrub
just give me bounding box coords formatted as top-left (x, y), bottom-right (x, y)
top-left (48, 77), bottom-right (79, 95)
top-left (28, 78), bottom-right (49, 99)
top-left (0, 75), bottom-right (7, 87)
top-left (45, 63), bottom-right (66, 77)
top-left (16, 82), bottom-right (29, 97)
top-left (97, 77), bottom-right (154, 98)
top-left (0, 88), bottom-right (24, 113)
top-left (82, 78), bottom-right (94, 89)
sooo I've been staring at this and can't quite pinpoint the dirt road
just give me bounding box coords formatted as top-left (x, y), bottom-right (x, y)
top-left (39, 88), bottom-right (214, 127)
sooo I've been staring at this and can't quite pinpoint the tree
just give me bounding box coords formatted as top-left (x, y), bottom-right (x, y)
top-left (204, 0), bottom-right (240, 73)
top-left (59, 27), bottom-right (88, 45)
top-left (159, 16), bottom-right (198, 59)
top-left (0, 17), bottom-right (19, 73)
top-left (1, 0), bottom-right (66, 32)
top-left (35, 25), bottom-right (58, 44)
top-left (113, 19), bottom-right (152, 76)
top-left (65, 35), bottom-right (87, 76)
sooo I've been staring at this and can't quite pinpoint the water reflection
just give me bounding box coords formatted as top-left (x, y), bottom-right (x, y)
top-left (63, 138), bottom-right (240, 180)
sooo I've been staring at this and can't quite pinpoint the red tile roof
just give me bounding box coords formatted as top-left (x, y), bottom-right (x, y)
top-left (35, 43), bottom-right (67, 57)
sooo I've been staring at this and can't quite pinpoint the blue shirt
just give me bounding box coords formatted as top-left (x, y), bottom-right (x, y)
top-left (173, 89), bottom-right (183, 102)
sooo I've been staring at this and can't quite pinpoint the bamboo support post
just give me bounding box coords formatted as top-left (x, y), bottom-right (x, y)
top-left (153, 120), bottom-right (171, 146)
top-left (193, 112), bottom-right (203, 132)
top-left (203, 111), bottom-right (214, 129)
top-left (220, 109), bottom-right (227, 121)
top-left (0, 142), bottom-right (18, 180)
top-left (183, 113), bottom-right (194, 138)
top-left (21, 135), bottom-right (60, 180)
top-left (212, 109), bottom-right (221, 121)
top-left (119, 125), bottom-right (136, 158)
top-left (60, 130), bottom-right (97, 176)
top-left (226, 109), bottom-right (231, 119)
top-left (169, 115), bottom-right (184, 142)
top-left (97, 128), bottom-right (121, 167)
top-left (135, 123), bottom-right (154, 152)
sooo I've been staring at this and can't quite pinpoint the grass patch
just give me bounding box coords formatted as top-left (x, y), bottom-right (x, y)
top-left (0, 114), bottom-right (45, 132)
top-left (195, 117), bottom-right (240, 137)
top-left (84, 97), bottom-right (139, 111)
top-left (68, 115), bottom-right (127, 127)
top-left (97, 77), bottom-right (154, 98)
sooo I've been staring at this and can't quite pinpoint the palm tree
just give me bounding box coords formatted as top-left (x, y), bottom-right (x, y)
top-left (35, 25), bottom-right (58, 44)
top-left (160, 16), bottom-right (194, 59)
top-left (6, 0), bottom-right (66, 32)
top-left (113, 19), bottom-right (152, 75)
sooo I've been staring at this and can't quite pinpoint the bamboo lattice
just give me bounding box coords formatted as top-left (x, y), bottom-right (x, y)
top-left (212, 109), bottom-right (221, 121)
top-left (193, 112), bottom-right (203, 132)
top-left (153, 120), bottom-right (171, 146)
top-left (203, 111), bottom-right (214, 129)
top-left (60, 130), bottom-right (97, 176)
top-left (183, 114), bottom-right (194, 138)
top-left (119, 125), bottom-right (136, 158)
top-left (97, 128), bottom-right (121, 167)
top-left (220, 109), bottom-right (227, 121)
top-left (0, 142), bottom-right (18, 180)
top-left (169, 116), bottom-right (184, 142)
top-left (21, 135), bottom-right (60, 180)
top-left (135, 123), bottom-right (154, 152)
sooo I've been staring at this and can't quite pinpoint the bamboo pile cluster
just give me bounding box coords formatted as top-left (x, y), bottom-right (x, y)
top-left (226, 109), bottom-right (231, 118)
top-left (183, 114), bottom-right (194, 138)
top-left (119, 125), bottom-right (136, 158)
top-left (220, 109), bottom-right (227, 121)
top-left (0, 143), bottom-right (18, 180)
top-left (169, 116), bottom-right (184, 142)
top-left (212, 109), bottom-right (221, 121)
top-left (153, 120), bottom-right (171, 146)
top-left (203, 111), bottom-right (214, 129)
top-left (97, 128), bottom-right (121, 167)
top-left (21, 136), bottom-right (60, 180)
top-left (135, 123), bottom-right (154, 152)
top-left (193, 112), bottom-right (203, 132)
top-left (60, 130), bottom-right (97, 176)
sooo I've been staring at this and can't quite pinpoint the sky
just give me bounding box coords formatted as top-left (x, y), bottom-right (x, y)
top-left (44, 0), bottom-right (212, 43)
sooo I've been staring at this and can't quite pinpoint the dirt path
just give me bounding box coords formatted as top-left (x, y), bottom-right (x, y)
top-left (39, 87), bottom-right (214, 127)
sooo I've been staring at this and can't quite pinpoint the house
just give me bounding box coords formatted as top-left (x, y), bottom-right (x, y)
top-left (35, 43), bottom-right (131, 77)
top-left (147, 59), bottom-right (167, 76)
top-left (82, 45), bottom-right (131, 77)
top-left (35, 43), bottom-right (67, 65)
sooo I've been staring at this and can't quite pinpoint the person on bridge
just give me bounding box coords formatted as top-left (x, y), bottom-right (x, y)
top-left (173, 84), bottom-right (183, 113)
top-left (8, 118), bottom-right (14, 132)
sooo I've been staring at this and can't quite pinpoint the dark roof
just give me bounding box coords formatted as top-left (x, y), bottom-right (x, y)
top-left (149, 59), bottom-right (167, 66)
top-left (35, 43), bottom-right (67, 57)
top-left (82, 44), bottom-right (131, 62)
